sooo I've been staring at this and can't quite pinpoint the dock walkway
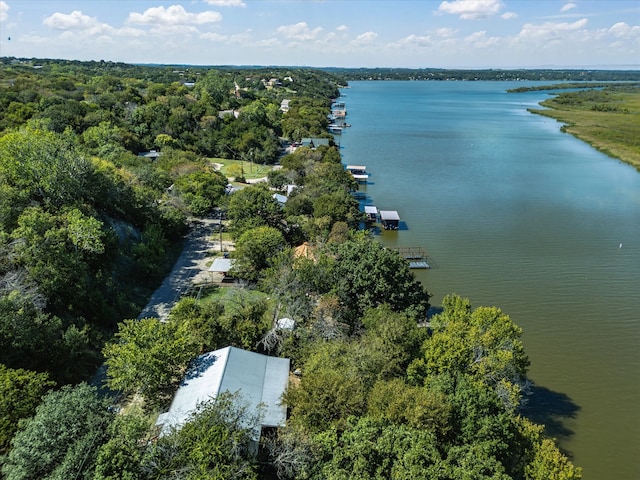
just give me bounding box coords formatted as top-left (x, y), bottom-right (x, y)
top-left (389, 246), bottom-right (431, 269)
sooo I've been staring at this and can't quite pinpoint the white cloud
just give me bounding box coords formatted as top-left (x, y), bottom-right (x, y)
top-left (518, 18), bottom-right (588, 40)
top-left (351, 31), bottom-right (377, 46)
top-left (127, 5), bottom-right (222, 26)
top-left (255, 37), bottom-right (281, 48)
top-left (501, 11), bottom-right (517, 20)
top-left (516, 18), bottom-right (587, 48)
top-left (337, 25), bottom-right (348, 32)
top-left (204, 0), bottom-right (246, 6)
top-left (200, 31), bottom-right (228, 41)
top-left (116, 26), bottom-right (146, 38)
top-left (465, 30), bottom-right (500, 47)
top-left (0, 1), bottom-right (8, 22)
top-left (43, 10), bottom-right (114, 35)
top-left (394, 34), bottom-right (433, 48)
top-left (437, 0), bottom-right (504, 20)
top-left (608, 22), bottom-right (640, 39)
top-left (435, 27), bottom-right (457, 37)
top-left (276, 22), bottom-right (323, 41)
top-left (561, 3), bottom-right (577, 13)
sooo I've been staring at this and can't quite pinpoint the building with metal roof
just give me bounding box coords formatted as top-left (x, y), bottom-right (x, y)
top-left (156, 346), bottom-right (290, 438)
top-left (379, 210), bottom-right (400, 230)
top-left (208, 257), bottom-right (234, 273)
top-left (364, 205), bottom-right (378, 222)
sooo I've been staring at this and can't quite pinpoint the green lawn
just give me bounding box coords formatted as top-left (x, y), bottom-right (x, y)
top-left (209, 157), bottom-right (275, 181)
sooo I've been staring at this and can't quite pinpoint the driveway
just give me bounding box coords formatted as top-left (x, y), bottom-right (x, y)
top-left (138, 218), bottom-right (222, 321)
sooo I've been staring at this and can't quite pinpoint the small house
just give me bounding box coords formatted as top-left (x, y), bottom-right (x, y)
top-left (272, 193), bottom-right (288, 206)
top-left (156, 346), bottom-right (290, 444)
top-left (300, 138), bottom-right (330, 149)
top-left (138, 150), bottom-right (162, 161)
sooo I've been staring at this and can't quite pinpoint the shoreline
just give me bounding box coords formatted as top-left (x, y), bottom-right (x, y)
top-left (529, 107), bottom-right (640, 172)
top-left (523, 86), bottom-right (640, 172)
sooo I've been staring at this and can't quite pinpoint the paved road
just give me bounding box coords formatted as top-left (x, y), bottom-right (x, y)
top-left (138, 218), bottom-right (218, 321)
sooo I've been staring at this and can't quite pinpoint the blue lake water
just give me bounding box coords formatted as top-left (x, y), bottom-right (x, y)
top-left (339, 81), bottom-right (640, 479)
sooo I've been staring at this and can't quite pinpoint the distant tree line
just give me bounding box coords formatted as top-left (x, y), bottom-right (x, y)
top-left (323, 67), bottom-right (640, 82)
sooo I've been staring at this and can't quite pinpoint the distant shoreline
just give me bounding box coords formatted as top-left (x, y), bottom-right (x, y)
top-left (519, 85), bottom-right (640, 171)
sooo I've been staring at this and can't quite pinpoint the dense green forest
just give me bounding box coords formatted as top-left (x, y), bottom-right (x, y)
top-left (0, 58), bottom-right (581, 479)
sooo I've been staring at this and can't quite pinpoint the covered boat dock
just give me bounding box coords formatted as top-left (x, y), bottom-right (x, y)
top-left (379, 210), bottom-right (400, 230)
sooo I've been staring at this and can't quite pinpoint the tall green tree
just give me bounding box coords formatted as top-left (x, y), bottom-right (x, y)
top-left (0, 128), bottom-right (92, 210)
top-left (0, 364), bottom-right (55, 454)
top-left (227, 184), bottom-right (284, 239)
top-left (410, 294), bottom-right (529, 411)
top-left (142, 392), bottom-right (259, 480)
top-left (93, 406), bottom-right (151, 480)
top-left (232, 225), bottom-right (286, 281)
top-left (103, 318), bottom-right (198, 398)
top-left (172, 168), bottom-right (228, 216)
top-left (313, 416), bottom-right (441, 480)
top-left (2, 383), bottom-right (113, 480)
top-left (329, 236), bottom-right (431, 328)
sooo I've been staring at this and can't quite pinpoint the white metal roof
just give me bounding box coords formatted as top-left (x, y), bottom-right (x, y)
top-left (208, 258), bottom-right (234, 273)
top-left (379, 210), bottom-right (400, 221)
top-left (364, 205), bottom-right (378, 214)
top-left (157, 347), bottom-right (290, 434)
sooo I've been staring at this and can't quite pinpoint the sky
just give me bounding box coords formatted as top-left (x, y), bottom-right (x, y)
top-left (0, 0), bottom-right (638, 69)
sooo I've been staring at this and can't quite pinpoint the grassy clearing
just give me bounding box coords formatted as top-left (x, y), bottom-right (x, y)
top-left (528, 86), bottom-right (640, 171)
top-left (209, 157), bottom-right (275, 181)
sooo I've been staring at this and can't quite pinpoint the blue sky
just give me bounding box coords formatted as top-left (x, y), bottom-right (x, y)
top-left (1, 0), bottom-right (638, 68)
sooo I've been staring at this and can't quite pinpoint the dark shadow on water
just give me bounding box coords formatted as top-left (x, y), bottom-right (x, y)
top-left (398, 221), bottom-right (409, 231)
top-left (521, 383), bottom-right (581, 457)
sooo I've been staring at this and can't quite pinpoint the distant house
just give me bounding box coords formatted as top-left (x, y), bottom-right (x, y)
top-left (263, 78), bottom-right (282, 89)
top-left (280, 99), bottom-right (290, 113)
top-left (156, 346), bottom-right (290, 443)
top-left (272, 193), bottom-right (288, 206)
top-left (138, 150), bottom-right (162, 161)
top-left (300, 137), bottom-right (330, 149)
top-left (218, 109), bottom-right (240, 119)
top-left (293, 241), bottom-right (317, 262)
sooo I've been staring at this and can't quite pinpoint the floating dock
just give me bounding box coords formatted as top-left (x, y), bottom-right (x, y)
top-left (389, 246), bottom-right (431, 268)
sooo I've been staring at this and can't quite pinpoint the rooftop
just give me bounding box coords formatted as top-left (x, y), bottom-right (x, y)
top-left (156, 346), bottom-right (290, 435)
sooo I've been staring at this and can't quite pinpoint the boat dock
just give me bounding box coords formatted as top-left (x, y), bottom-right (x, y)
top-left (346, 165), bottom-right (369, 184)
top-left (364, 205), bottom-right (378, 222)
top-left (389, 246), bottom-right (431, 269)
top-left (379, 210), bottom-right (400, 230)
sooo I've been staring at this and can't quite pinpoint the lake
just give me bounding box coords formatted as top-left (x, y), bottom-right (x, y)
top-left (339, 81), bottom-right (640, 479)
